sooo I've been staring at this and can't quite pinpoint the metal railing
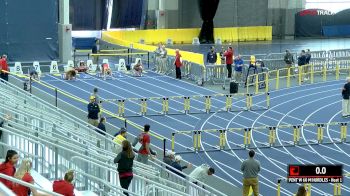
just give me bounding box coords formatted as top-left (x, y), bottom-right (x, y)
top-left (0, 174), bottom-right (62, 196)
top-left (0, 78), bottom-right (227, 195)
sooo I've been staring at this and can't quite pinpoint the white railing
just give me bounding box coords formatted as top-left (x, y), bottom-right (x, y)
top-left (0, 174), bottom-right (62, 196)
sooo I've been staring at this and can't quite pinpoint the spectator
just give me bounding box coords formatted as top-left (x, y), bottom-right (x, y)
top-left (207, 46), bottom-right (217, 65)
top-left (114, 140), bottom-right (135, 196)
top-left (241, 150), bottom-right (260, 196)
top-left (0, 114), bottom-right (12, 139)
top-left (113, 127), bottom-right (127, 153)
top-left (170, 155), bottom-right (192, 178)
top-left (163, 150), bottom-right (175, 166)
top-left (154, 43), bottom-right (162, 73)
top-left (189, 164), bottom-right (215, 185)
top-left (96, 117), bottom-right (106, 135)
top-left (224, 47), bottom-right (234, 78)
top-left (0, 55), bottom-right (9, 82)
top-left (219, 47), bottom-right (225, 65)
top-left (342, 77), bottom-right (350, 118)
top-left (92, 39), bottom-right (99, 64)
top-left (296, 186), bottom-right (307, 196)
top-left (0, 150), bottom-right (19, 190)
top-left (133, 59), bottom-right (143, 77)
top-left (284, 49), bottom-right (294, 75)
top-left (160, 45), bottom-right (168, 74)
top-left (297, 50), bottom-right (306, 81)
top-left (53, 170), bottom-right (75, 196)
top-left (136, 124), bottom-right (152, 164)
top-left (12, 158), bottom-right (49, 196)
top-left (174, 49), bottom-right (182, 79)
top-left (87, 96), bottom-right (100, 126)
top-left (234, 55), bottom-right (244, 83)
top-left (304, 49), bottom-right (311, 80)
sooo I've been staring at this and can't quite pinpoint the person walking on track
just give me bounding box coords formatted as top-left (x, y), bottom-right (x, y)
top-left (342, 77), bottom-right (350, 118)
top-left (284, 50), bottom-right (294, 76)
top-left (174, 49), bottom-right (182, 79)
top-left (241, 150), bottom-right (260, 196)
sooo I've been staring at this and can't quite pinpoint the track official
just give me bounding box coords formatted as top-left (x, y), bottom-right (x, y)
top-left (342, 77), bottom-right (350, 118)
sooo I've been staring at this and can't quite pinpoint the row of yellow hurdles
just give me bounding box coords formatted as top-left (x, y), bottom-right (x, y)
top-left (246, 63), bottom-right (350, 94)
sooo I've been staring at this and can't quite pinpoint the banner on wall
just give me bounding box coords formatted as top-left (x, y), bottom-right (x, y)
top-left (295, 8), bottom-right (350, 37)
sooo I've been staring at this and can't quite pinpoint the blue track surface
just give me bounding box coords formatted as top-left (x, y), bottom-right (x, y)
top-left (28, 71), bottom-right (350, 196)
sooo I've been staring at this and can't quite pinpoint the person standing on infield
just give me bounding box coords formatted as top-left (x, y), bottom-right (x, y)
top-left (342, 77), bottom-right (350, 118)
top-left (241, 150), bottom-right (260, 196)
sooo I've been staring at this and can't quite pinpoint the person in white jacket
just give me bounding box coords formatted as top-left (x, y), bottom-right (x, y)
top-left (189, 164), bottom-right (215, 185)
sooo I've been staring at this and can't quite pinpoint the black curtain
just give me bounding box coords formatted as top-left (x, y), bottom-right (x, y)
top-left (70, 0), bottom-right (106, 30)
top-left (111, 0), bottom-right (147, 28)
top-left (0, 0), bottom-right (58, 61)
top-left (198, 0), bottom-right (220, 44)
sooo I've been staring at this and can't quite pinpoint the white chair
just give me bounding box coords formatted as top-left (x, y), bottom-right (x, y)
top-left (64, 60), bottom-right (74, 72)
top-left (192, 37), bottom-right (200, 45)
top-left (32, 61), bottom-right (42, 77)
top-left (215, 38), bottom-right (222, 45)
top-left (166, 38), bottom-right (173, 45)
top-left (117, 59), bottom-right (127, 73)
top-left (14, 62), bottom-right (23, 75)
top-left (50, 61), bottom-right (60, 74)
top-left (87, 60), bottom-right (97, 73)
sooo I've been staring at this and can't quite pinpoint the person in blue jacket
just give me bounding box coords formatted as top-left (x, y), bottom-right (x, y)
top-left (234, 55), bottom-right (244, 83)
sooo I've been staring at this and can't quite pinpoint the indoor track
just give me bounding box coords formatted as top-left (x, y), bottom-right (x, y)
top-left (26, 71), bottom-right (350, 196)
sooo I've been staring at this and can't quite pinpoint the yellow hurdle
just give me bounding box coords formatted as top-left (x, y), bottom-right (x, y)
top-left (304, 183), bottom-right (311, 196)
top-left (255, 74), bottom-right (259, 94)
top-left (323, 64), bottom-right (327, 81)
top-left (171, 133), bottom-right (175, 151)
top-left (310, 64), bottom-right (314, 84)
top-left (140, 98), bottom-right (147, 115)
top-left (266, 93), bottom-right (270, 109)
top-left (193, 131), bottom-right (198, 151)
top-left (333, 183), bottom-right (341, 196)
top-left (244, 128), bottom-right (251, 147)
top-left (117, 99), bottom-right (125, 116)
top-left (293, 125), bottom-right (300, 145)
top-left (276, 70), bottom-right (280, 90)
top-left (264, 72), bottom-right (269, 93)
top-left (205, 96), bottom-right (212, 113)
top-left (298, 66), bottom-right (303, 85)
top-left (340, 123), bottom-right (348, 142)
top-left (197, 131), bottom-right (201, 149)
top-left (276, 179), bottom-right (281, 196)
top-left (317, 124), bottom-right (324, 143)
top-left (162, 98), bottom-right (169, 114)
top-left (287, 68), bottom-right (291, 88)
top-left (336, 64), bottom-right (340, 80)
top-left (225, 95), bottom-right (233, 111)
top-left (268, 127), bottom-right (276, 146)
top-left (184, 97), bottom-right (190, 114)
top-left (246, 94), bottom-right (251, 110)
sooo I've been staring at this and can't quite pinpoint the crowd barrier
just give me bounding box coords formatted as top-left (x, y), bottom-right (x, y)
top-left (170, 122), bottom-right (348, 153)
top-left (246, 61), bottom-right (350, 94)
top-left (103, 92), bottom-right (269, 117)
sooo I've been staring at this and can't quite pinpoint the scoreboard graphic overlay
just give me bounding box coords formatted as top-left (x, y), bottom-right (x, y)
top-left (288, 165), bottom-right (343, 183)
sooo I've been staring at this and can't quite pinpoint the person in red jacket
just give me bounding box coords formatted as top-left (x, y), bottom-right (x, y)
top-left (12, 158), bottom-right (49, 196)
top-left (224, 47), bottom-right (234, 78)
top-left (0, 55), bottom-right (9, 81)
top-left (53, 170), bottom-right (75, 196)
top-left (174, 49), bottom-right (182, 79)
top-left (0, 150), bottom-right (19, 190)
